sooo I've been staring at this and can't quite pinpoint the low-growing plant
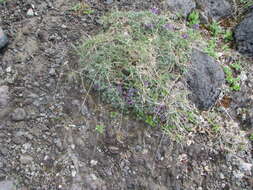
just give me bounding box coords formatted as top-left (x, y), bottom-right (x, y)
top-left (223, 66), bottom-right (241, 91)
top-left (223, 29), bottom-right (233, 42)
top-left (71, 2), bottom-right (94, 15)
top-left (188, 11), bottom-right (200, 27)
top-left (249, 133), bottom-right (253, 141)
top-left (230, 63), bottom-right (242, 71)
top-left (77, 10), bottom-right (206, 136)
top-left (205, 38), bottom-right (218, 58)
top-left (95, 125), bottom-right (105, 134)
top-left (209, 21), bottom-right (222, 36)
top-left (239, 0), bottom-right (253, 8)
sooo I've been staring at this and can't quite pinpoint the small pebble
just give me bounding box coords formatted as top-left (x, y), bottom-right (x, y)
top-left (20, 155), bottom-right (33, 164)
top-left (12, 108), bottom-right (26, 121)
top-left (27, 8), bottom-right (34, 16)
top-left (90, 160), bottom-right (98, 166)
top-left (220, 173), bottom-right (225, 179)
top-left (6, 66), bottom-right (11, 73)
top-left (0, 27), bottom-right (8, 49)
top-left (239, 162), bottom-right (252, 173)
top-left (105, 0), bottom-right (113, 4)
top-left (49, 68), bottom-right (56, 76)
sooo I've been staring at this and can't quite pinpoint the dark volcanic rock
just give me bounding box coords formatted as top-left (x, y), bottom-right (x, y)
top-left (0, 27), bottom-right (8, 49)
top-left (165, 0), bottom-right (196, 17)
top-left (186, 49), bottom-right (224, 110)
top-left (196, 0), bottom-right (233, 21)
top-left (234, 11), bottom-right (253, 57)
top-left (165, 0), bottom-right (233, 21)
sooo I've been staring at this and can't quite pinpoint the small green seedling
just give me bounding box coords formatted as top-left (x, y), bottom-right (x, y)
top-left (249, 133), bottom-right (253, 141)
top-left (230, 63), bottom-right (242, 71)
top-left (223, 30), bottom-right (233, 42)
top-left (209, 21), bottom-right (222, 36)
top-left (95, 125), bottom-right (105, 134)
top-left (110, 111), bottom-right (119, 118)
top-left (145, 115), bottom-right (157, 127)
top-left (239, 0), bottom-right (253, 8)
top-left (205, 38), bottom-right (218, 58)
top-left (187, 111), bottom-right (197, 124)
top-left (71, 3), bottom-right (94, 15)
top-left (223, 66), bottom-right (241, 91)
top-left (188, 11), bottom-right (200, 26)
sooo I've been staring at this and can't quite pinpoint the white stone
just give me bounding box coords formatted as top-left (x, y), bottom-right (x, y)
top-left (27, 8), bottom-right (34, 16)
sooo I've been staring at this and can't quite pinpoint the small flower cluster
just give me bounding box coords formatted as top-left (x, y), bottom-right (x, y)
top-left (150, 7), bottom-right (160, 15)
top-left (163, 23), bottom-right (175, 30)
top-left (154, 104), bottom-right (167, 122)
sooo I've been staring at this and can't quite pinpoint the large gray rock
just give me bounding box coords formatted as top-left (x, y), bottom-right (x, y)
top-left (165, 0), bottom-right (233, 21)
top-left (186, 49), bottom-right (224, 110)
top-left (166, 0), bottom-right (196, 17)
top-left (196, 0), bottom-right (233, 21)
top-left (234, 10), bottom-right (253, 57)
top-left (0, 27), bottom-right (8, 49)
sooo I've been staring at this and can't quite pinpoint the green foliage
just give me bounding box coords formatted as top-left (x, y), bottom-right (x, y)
top-left (145, 115), bottom-right (158, 127)
top-left (187, 111), bottom-right (197, 124)
top-left (95, 125), bottom-right (105, 134)
top-left (239, 0), bottom-right (253, 8)
top-left (188, 11), bottom-right (200, 26)
top-left (110, 111), bottom-right (119, 119)
top-left (249, 133), bottom-right (253, 141)
top-left (223, 30), bottom-right (233, 42)
top-left (205, 38), bottom-right (218, 58)
top-left (71, 2), bottom-right (94, 15)
top-left (0, 0), bottom-right (6, 3)
top-left (230, 63), bottom-right (242, 71)
top-left (209, 21), bottom-right (222, 36)
top-left (223, 65), bottom-right (241, 91)
top-left (77, 11), bottom-right (199, 131)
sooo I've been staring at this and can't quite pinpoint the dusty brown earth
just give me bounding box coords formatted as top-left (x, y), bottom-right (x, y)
top-left (0, 0), bottom-right (252, 190)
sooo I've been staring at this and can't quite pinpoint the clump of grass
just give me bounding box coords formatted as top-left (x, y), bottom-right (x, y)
top-left (95, 125), bottom-right (105, 134)
top-left (205, 38), bottom-right (218, 58)
top-left (71, 2), bottom-right (94, 15)
top-left (238, 0), bottom-right (253, 8)
top-left (77, 10), bottom-right (202, 136)
top-left (223, 29), bottom-right (233, 42)
top-left (249, 133), bottom-right (253, 141)
top-left (223, 65), bottom-right (241, 91)
top-left (209, 21), bottom-right (222, 37)
top-left (187, 11), bottom-right (200, 27)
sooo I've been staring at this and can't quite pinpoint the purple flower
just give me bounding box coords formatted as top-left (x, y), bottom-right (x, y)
top-left (150, 7), bottom-right (160, 15)
top-left (144, 23), bottom-right (154, 30)
top-left (93, 83), bottom-right (100, 90)
top-left (192, 24), bottom-right (199, 30)
top-left (144, 81), bottom-right (150, 87)
top-left (126, 88), bottom-right (137, 97)
top-left (164, 23), bottom-right (174, 30)
top-left (181, 33), bottom-right (189, 39)
top-left (155, 104), bottom-right (166, 112)
top-left (116, 85), bottom-right (123, 94)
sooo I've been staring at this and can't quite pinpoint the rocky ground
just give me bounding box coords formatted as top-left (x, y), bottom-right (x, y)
top-left (0, 0), bottom-right (252, 190)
